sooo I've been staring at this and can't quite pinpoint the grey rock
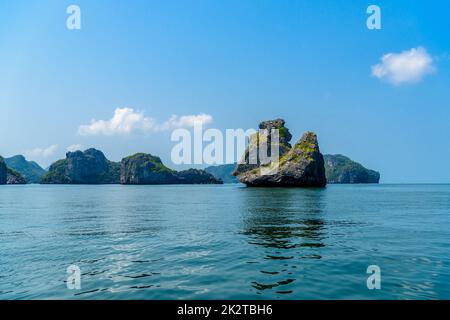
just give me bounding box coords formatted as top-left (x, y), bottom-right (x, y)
top-left (233, 119), bottom-right (326, 187)
top-left (41, 148), bottom-right (120, 184)
top-left (6, 168), bottom-right (26, 184)
top-left (120, 153), bottom-right (180, 184)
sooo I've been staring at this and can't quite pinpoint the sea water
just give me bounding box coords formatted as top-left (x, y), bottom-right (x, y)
top-left (0, 184), bottom-right (449, 299)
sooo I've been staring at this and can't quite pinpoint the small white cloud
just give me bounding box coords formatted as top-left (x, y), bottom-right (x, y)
top-left (371, 47), bottom-right (435, 85)
top-left (78, 108), bottom-right (213, 136)
top-left (78, 108), bottom-right (155, 136)
top-left (25, 144), bottom-right (58, 158)
top-left (66, 144), bottom-right (83, 152)
top-left (159, 114), bottom-right (214, 131)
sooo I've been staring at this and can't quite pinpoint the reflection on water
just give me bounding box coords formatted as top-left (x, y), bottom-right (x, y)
top-left (1, 184), bottom-right (450, 299)
top-left (239, 188), bottom-right (327, 295)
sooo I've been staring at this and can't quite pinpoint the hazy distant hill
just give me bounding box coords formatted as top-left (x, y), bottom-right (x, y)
top-left (205, 164), bottom-right (238, 184)
top-left (5, 155), bottom-right (46, 184)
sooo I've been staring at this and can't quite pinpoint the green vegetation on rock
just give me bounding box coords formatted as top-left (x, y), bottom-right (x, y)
top-left (234, 119), bottom-right (327, 187)
top-left (41, 149), bottom-right (120, 184)
top-left (5, 155), bottom-right (46, 183)
top-left (0, 156), bottom-right (7, 185)
top-left (324, 154), bottom-right (380, 184)
top-left (1, 155), bottom-right (27, 184)
top-left (41, 159), bottom-right (71, 184)
top-left (6, 168), bottom-right (26, 184)
top-left (120, 153), bottom-right (222, 184)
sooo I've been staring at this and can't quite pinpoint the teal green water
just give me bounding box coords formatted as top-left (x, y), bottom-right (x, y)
top-left (0, 184), bottom-right (449, 299)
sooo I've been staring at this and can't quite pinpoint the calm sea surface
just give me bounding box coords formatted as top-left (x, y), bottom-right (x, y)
top-left (0, 184), bottom-right (449, 300)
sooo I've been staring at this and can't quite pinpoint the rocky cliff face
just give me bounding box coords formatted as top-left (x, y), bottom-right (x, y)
top-left (233, 119), bottom-right (327, 187)
top-left (0, 156), bottom-right (26, 184)
top-left (5, 155), bottom-right (46, 183)
top-left (120, 153), bottom-right (180, 184)
top-left (41, 149), bottom-right (120, 184)
top-left (42, 150), bottom-right (222, 185)
top-left (0, 156), bottom-right (6, 185)
top-left (7, 168), bottom-right (26, 184)
top-left (120, 153), bottom-right (222, 184)
top-left (324, 154), bottom-right (380, 184)
top-left (233, 119), bottom-right (293, 178)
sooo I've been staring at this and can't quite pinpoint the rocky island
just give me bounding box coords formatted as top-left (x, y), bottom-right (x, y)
top-left (2, 127), bottom-right (379, 186)
top-left (233, 119), bottom-right (327, 187)
top-left (41, 149), bottom-right (120, 184)
top-left (42, 149), bottom-right (222, 185)
top-left (120, 153), bottom-right (221, 184)
top-left (324, 154), bottom-right (380, 184)
top-left (0, 156), bottom-right (6, 185)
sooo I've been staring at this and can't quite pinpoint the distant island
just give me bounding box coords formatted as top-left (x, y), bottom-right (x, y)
top-left (205, 156), bottom-right (380, 185)
top-left (6, 155), bottom-right (47, 183)
top-left (206, 119), bottom-right (380, 186)
top-left (233, 119), bottom-right (327, 187)
top-left (324, 154), bottom-right (380, 184)
top-left (205, 164), bottom-right (239, 184)
top-left (40, 149), bottom-right (222, 185)
top-left (1, 119), bottom-right (380, 186)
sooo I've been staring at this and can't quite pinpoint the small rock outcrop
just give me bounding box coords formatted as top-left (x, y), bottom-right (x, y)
top-left (0, 156), bottom-right (6, 185)
top-left (7, 168), bottom-right (26, 184)
top-left (5, 155), bottom-right (46, 183)
top-left (120, 153), bottom-right (222, 185)
top-left (41, 148), bottom-right (120, 184)
top-left (324, 154), bottom-right (380, 184)
top-left (233, 119), bottom-right (327, 187)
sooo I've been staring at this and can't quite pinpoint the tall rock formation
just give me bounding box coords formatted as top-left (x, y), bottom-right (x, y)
top-left (233, 119), bottom-right (327, 187)
top-left (41, 148), bottom-right (120, 184)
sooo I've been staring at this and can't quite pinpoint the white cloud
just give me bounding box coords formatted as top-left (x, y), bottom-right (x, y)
top-left (78, 108), bottom-right (155, 136)
top-left (25, 144), bottom-right (58, 158)
top-left (371, 47), bottom-right (435, 85)
top-left (66, 144), bottom-right (83, 152)
top-left (158, 114), bottom-right (214, 131)
top-left (78, 108), bottom-right (213, 136)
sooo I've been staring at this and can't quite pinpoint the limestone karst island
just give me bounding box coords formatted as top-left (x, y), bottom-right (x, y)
top-left (1, 119), bottom-right (380, 186)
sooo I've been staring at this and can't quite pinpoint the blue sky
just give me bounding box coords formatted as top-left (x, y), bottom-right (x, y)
top-left (1, 0), bottom-right (449, 183)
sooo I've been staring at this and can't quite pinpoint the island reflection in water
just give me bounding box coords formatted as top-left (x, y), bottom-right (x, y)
top-left (239, 188), bottom-right (327, 295)
top-left (1, 184), bottom-right (449, 299)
